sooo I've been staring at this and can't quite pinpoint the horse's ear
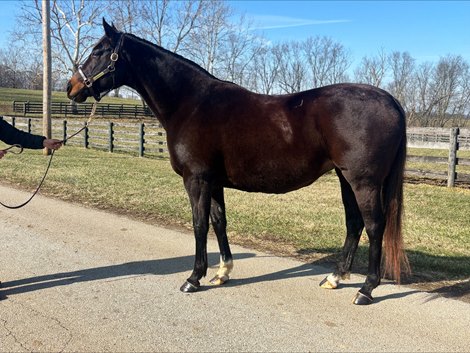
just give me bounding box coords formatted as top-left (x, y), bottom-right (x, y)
top-left (103, 18), bottom-right (119, 39)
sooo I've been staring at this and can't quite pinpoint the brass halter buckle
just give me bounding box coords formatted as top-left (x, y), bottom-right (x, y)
top-left (110, 52), bottom-right (119, 62)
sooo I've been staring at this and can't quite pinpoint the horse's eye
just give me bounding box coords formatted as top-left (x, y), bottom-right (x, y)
top-left (92, 50), bottom-right (104, 57)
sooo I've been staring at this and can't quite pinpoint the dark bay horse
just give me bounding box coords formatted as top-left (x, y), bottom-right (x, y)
top-left (67, 19), bottom-right (409, 305)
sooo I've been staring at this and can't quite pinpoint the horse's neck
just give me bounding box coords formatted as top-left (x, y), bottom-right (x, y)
top-left (124, 41), bottom-right (216, 129)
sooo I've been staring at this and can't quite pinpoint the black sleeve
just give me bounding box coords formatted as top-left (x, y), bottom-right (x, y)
top-left (0, 117), bottom-right (45, 150)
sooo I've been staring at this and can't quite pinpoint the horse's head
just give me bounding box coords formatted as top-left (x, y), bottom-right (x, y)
top-left (67, 19), bottom-right (126, 102)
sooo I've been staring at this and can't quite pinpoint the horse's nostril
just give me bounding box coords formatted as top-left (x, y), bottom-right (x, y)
top-left (66, 81), bottom-right (72, 93)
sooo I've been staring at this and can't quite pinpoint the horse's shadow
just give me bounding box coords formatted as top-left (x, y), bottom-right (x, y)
top-left (0, 252), bottom-right (416, 302)
top-left (0, 252), bottom-right (222, 297)
top-left (1, 252), bottom-right (328, 297)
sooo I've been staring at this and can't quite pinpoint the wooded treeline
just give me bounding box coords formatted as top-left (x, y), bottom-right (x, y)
top-left (0, 0), bottom-right (468, 127)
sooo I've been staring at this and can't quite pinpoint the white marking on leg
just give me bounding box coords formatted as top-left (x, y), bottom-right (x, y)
top-left (320, 273), bottom-right (341, 289)
top-left (327, 274), bottom-right (340, 287)
top-left (210, 257), bottom-right (233, 285)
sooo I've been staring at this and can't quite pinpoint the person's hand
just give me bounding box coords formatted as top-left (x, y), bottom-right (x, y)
top-left (43, 139), bottom-right (63, 150)
top-left (0, 150), bottom-right (7, 159)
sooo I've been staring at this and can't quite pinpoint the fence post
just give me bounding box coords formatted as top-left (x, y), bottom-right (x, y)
top-left (84, 121), bottom-right (89, 148)
top-left (63, 120), bottom-right (67, 145)
top-left (447, 127), bottom-right (459, 187)
top-left (139, 123), bottom-right (145, 157)
top-left (109, 121), bottom-right (114, 152)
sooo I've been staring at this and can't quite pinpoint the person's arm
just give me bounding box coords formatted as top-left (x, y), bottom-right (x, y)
top-left (0, 117), bottom-right (45, 149)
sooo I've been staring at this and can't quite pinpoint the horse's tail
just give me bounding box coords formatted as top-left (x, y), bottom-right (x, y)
top-left (383, 104), bottom-right (410, 283)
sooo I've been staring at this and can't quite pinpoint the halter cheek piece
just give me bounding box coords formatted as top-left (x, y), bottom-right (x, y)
top-left (77, 34), bottom-right (125, 101)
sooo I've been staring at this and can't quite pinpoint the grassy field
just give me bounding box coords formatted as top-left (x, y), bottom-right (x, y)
top-left (407, 147), bottom-right (470, 177)
top-left (0, 145), bottom-right (469, 290)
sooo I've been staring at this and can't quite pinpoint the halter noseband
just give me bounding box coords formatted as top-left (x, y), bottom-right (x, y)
top-left (78, 34), bottom-right (125, 101)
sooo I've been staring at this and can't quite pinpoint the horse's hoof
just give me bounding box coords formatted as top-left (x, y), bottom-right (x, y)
top-left (319, 276), bottom-right (338, 289)
top-left (180, 280), bottom-right (200, 293)
top-left (210, 275), bottom-right (229, 286)
top-left (352, 291), bottom-right (373, 305)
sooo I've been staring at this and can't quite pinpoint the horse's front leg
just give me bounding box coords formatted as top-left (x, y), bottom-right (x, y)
top-left (209, 187), bottom-right (233, 286)
top-left (180, 175), bottom-right (212, 293)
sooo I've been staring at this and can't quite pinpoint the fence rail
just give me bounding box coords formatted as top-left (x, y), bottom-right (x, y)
top-left (403, 127), bottom-right (469, 186)
top-left (4, 117), bottom-right (470, 187)
top-left (12, 101), bottom-right (154, 118)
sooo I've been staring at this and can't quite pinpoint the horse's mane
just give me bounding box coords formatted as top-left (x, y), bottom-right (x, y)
top-left (124, 33), bottom-right (220, 81)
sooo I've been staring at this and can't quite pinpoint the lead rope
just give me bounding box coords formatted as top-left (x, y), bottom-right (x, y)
top-left (0, 102), bottom-right (97, 209)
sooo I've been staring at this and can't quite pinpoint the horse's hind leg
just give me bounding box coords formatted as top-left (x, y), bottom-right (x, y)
top-left (350, 182), bottom-right (385, 305)
top-left (209, 187), bottom-right (233, 285)
top-left (320, 169), bottom-right (364, 290)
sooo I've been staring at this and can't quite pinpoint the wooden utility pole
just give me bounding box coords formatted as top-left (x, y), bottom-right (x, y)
top-left (447, 127), bottom-right (459, 187)
top-left (42, 0), bottom-right (52, 155)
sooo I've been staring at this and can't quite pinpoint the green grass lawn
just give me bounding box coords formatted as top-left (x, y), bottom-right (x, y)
top-left (407, 147), bottom-right (470, 177)
top-left (1, 145), bottom-right (469, 285)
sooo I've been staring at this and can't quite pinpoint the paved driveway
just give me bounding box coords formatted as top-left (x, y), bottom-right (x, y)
top-left (0, 185), bottom-right (469, 352)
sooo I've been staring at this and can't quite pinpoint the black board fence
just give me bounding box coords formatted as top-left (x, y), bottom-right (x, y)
top-left (6, 116), bottom-right (168, 159)
top-left (12, 101), bottom-right (154, 119)
top-left (4, 117), bottom-right (470, 187)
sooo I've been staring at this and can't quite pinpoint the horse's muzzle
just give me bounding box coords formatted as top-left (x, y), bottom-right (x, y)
top-left (66, 76), bottom-right (89, 103)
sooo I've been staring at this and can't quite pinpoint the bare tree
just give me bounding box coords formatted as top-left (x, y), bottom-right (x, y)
top-left (409, 62), bottom-right (435, 126)
top-left (108, 0), bottom-right (142, 33)
top-left (354, 49), bottom-right (388, 87)
top-left (14, 0), bottom-right (103, 77)
top-left (0, 47), bottom-right (25, 88)
top-left (50, 0), bottom-right (103, 74)
top-left (0, 44), bottom-right (44, 89)
top-left (250, 44), bottom-right (280, 94)
top-left (218, 14), bottom-right (262, 86)
top-left (303, 36), bottom-right (351, 87)
top-left (274, 41), bottom-right (307, 94)
top-left (387, 51), bottom-right (415, 116)
top-left (431, 55), bottom-right (470, 126)
top-left (454, 68), bottom-right (470, 127)
top-left (138, 0), bottom-right (206, 54)
top-left (184, 0), bottom-right (233, 75)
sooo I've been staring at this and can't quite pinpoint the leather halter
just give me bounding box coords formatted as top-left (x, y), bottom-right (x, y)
top-left (78, 34), bottom-right (125, 101)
